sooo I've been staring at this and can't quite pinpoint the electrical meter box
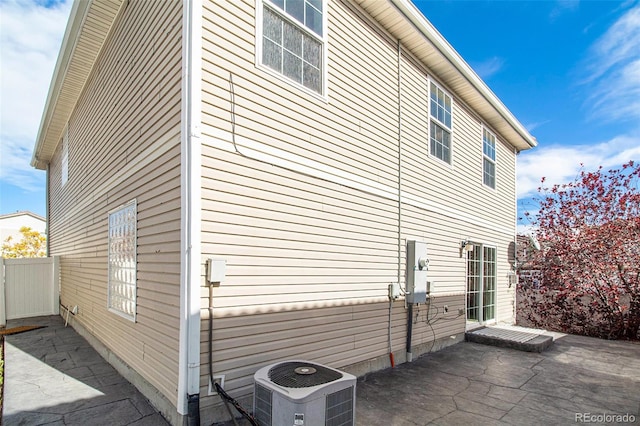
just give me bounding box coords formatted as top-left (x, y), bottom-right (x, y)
top-left (406, 240), bottom-right (428, 304)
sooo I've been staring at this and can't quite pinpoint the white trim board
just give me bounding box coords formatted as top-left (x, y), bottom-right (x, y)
top-left (201, 125), bottom-right (514, 236)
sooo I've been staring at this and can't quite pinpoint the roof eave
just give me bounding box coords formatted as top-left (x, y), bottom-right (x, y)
top-left (31, 0), bottom-right (124, 170)
top-left (31, 0), bottom-right (88, 170)
top-left (389, 0), bottom-right (537, 151)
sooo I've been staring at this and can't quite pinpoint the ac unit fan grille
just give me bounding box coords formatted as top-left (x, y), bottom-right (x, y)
top-left (254, 383), bottom-right (272, 426)
top-left (268, 361), bottom-right (343, 388)
top-left (326, 386), bottom-right (354, 426)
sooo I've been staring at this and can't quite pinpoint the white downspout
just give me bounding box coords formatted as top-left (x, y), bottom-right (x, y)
top-left (178, 0), bottom-right (202, 418)
top-left (392, 38), bottom-right (402, 367)
top-left (46, 164), bottom-right (51, 257)
top-left (512, 146), bottom-right (519, 323)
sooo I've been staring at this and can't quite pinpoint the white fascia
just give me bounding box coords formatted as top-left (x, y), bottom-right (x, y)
top-left (178, 0), bottom-right (203, 415)
top-left (390, 0), bottom-right (536, 150)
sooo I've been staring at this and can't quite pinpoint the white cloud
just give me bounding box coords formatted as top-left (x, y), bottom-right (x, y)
top-left (470, 56), bottom-right (505, 80)
top-left (550, 0), bottom-right (580, 20)
top-left (519, 3), bottom-right (640, 200)
top-left (516, 223), bottom-right (536, 236)
top-left (523, 120), bottom-right (551, 133)
top-left (582, 3), bottom-right (640, 123)
top-left (517, 134), bottom-right (640, 199)
top-left (0, 0), bottom-right (72, 190)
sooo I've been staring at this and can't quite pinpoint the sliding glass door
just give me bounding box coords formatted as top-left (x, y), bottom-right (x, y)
top-left (466, 244), bottom-right (496, 323)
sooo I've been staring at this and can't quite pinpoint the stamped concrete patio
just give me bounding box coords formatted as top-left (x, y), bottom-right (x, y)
top-left (3, 315), bottom-right (639, 425)
top-left (2, 316), bottom-right (168, 426)
top-left (355, 333), bottom-right (640, 425)
top-left (217, 329), bottom-right (640, 425)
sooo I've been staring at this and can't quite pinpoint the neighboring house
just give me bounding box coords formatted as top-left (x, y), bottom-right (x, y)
top-left (0, 211), bottom-right (46, 244)
top-left (31, 0), bottom-right (536, 424)
top-left (516, 234), bottom-right (542, 288)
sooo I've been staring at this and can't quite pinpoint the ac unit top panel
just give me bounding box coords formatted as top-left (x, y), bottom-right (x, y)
top-left (254, 360), bottom-right (357, 403)
top-left (269, 361), bottom-right (342, 388)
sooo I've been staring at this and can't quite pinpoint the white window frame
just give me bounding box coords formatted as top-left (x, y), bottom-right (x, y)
top-left (256, 0), bottom-right (328, 100)
top-left (428, 80), bottom-right (453, 165)
top-left (61, 126), bottom-right (69, 187)
top-left (482, 127), bottom-right (497, 189)
top-left (108, 199), bottom-right (137, 322)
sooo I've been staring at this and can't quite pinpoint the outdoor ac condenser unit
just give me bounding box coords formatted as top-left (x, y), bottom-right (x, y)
top-left (253, 360), bottom-right (356, 426)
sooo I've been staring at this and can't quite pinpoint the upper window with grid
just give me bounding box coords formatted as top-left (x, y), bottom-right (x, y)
top-left (260, 0), bottom-right (325, 95)
top-left (429, 82), bottom-right (452, 164)
top-left (483, 128), bottom-right (496, 189)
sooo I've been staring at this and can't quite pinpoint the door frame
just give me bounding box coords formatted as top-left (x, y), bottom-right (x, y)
top-left (465, 242), bottom-right (497, 329)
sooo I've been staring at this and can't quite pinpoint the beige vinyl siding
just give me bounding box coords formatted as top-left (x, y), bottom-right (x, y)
top-left (200, 147), bottom-right (398, 308)
top-left (199, 0), bottom-right (401, 406)
top-left (201, 0), bottom-right (399, 298)
top-left (47, 0), bottom-right (182, 406)
top-left (400, 50), bottom-right (517, 232)
top-left (202, 0), bottom-right (399, 190)
top-left (199, 295), bottom-right (463, 407)
top-left (399, 46), bottom-right (516, 311)
top-left (198, 0), bottom-right (518, 410)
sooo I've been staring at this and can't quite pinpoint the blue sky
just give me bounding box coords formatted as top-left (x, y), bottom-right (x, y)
top-left (1, 0), bottom-right (639, 232)
top-left (418, 0), bottom-right (640, 231)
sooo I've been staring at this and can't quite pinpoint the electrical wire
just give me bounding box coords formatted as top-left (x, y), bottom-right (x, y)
top-left (229, 73), bottom-right (244, 156)
top-left (424, 298), bottom-right (436, 353)
top-left (419, 297), bottom-right (465, 353)
top-left (213, 382), bottom-right (258, 426)
top-left (208, 304), bottom-right (237, 426)
top-left (208, 286), bottom-right (258, 426)
top-left (388, 294), bottom-right (395, 367)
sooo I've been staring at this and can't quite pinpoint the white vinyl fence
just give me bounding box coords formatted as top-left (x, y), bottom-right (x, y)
top-left (1, 256), bottom-right (60, 326)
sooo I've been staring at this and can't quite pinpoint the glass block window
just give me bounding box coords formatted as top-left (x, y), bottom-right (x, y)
top-left (483, 128), bottom-right (496, 189)
top-left (261, 0), bottom-right (324, 94)
top-left (429, 82), bottom-right (452, 164)
top-left (108, 200), bottom-right (137, 321)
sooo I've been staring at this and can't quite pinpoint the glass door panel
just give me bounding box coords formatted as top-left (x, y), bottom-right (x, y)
top-left (483, 246), bottom-right (496, 322)
top-left (466, 244), bottom-right (481, 322)
top-left (466, 244), bottom-right (497, 323)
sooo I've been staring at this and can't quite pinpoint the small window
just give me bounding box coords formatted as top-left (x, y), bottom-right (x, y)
top-left (483, 128), bottom-right (496, 189)
top-left (429, 82), bottom-right (452, 164)
top-left (61, 127), bottom-right (69, 187)
top-left (108, 200), bottom-right (137, 321)
top-left (259, 0), bottom-right (325, 95)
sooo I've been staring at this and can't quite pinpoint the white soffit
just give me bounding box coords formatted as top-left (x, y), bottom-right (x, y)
top-left (31, 0), bottom-right (125, 170)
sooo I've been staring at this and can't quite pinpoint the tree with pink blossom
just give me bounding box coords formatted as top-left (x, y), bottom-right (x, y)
top-left (520, 161), bottom-right (640, 340)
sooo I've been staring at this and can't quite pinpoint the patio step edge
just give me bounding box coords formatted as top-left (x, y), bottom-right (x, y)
top-left (465, 327), bottom-right (554, 353)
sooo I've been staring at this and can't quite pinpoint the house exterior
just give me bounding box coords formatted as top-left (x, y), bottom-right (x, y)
top-left (516, 234), bottom-right (541, 288)
top-left (0, 211), bottom-right (46, 245)
top-left (31, 0), bottom-right (536, 424)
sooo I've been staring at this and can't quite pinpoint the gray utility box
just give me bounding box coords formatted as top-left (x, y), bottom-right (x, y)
top-left (406, 240), bottom-right (428, 304)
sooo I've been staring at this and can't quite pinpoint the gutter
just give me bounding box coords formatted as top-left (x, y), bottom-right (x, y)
top-left (178, 0), bottom-right (203, 420)
top-left (390, 0), bottom-right (537, 150)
